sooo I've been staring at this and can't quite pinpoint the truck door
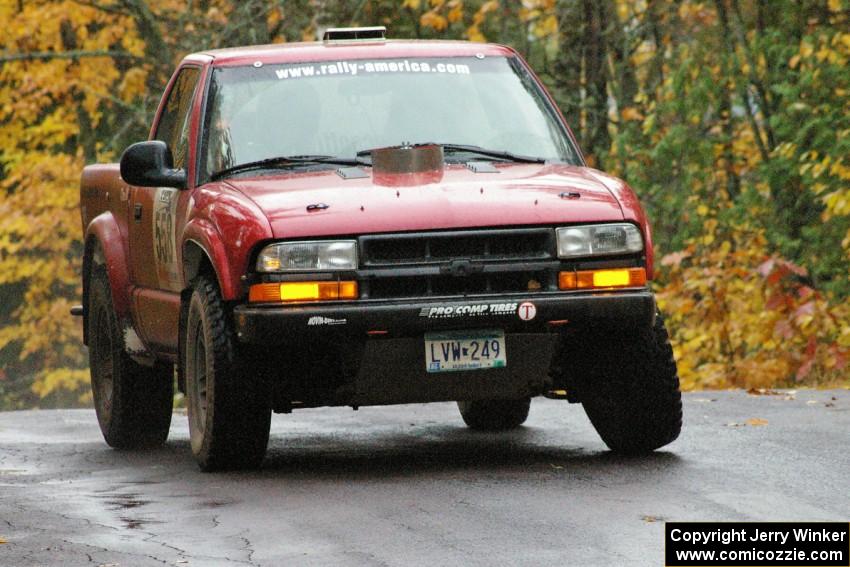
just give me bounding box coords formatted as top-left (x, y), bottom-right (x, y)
top-left (128, 66), bottom-right (201, 350)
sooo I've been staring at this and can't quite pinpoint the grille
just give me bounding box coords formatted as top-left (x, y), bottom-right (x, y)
top-left (358, 229), bottom-right (557, 300)
top-left (360, 228), bottom-right (554, 266)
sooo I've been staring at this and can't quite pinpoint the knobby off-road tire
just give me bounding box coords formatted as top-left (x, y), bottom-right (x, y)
top-left (87, 266), bottom-right (173, 448)
top-left (457, 398), bottom-right (531, 431)
top-left (184, 276), bottom-right (271, 472)
top-left (565, 314), bottom-right (682, 454)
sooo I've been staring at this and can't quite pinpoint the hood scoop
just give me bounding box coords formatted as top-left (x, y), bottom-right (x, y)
top-left (371, 143), bottom-right (445, 187)
top-left (466, 161), bottom-right (499, 173)
top-left (336, 166), bottom-right (369, 180)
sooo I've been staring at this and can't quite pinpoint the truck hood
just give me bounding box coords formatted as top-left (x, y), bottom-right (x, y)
top-left (222, 163), bottom-right (625, 239)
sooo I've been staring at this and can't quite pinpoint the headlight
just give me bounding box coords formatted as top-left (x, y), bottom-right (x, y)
top-left (556, 224), bottom-right (643, 258)
top-left (256, 240), bottom-right (358, 272)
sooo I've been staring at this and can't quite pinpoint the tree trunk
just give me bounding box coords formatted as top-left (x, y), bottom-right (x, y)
top-left (581, 0), bottom-right (610, 167)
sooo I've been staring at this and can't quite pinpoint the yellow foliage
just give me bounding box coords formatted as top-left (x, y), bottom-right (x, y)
top-left (31, 368), bottom-right (90, 403)
top-left (620, 107), bottom-right (645, 121)
top-left (466, 25), bottom-right (486, 43)
top-left (0, 1), bottom-right (141, 405)
top-left (421, 11), bottom-right (448, 31)
top-left (534, 14), bottom-right (558, 39)
top-left (119, 67), bottom-right (148, 101)
top-left (0, 151), bottom-right (86, 397)
top-left (447, 1), bottom-right (464, 23)
top-left (657, 226), bottom-right (850, 390)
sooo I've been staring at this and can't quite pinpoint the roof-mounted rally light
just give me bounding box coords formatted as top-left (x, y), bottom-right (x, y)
top-left (322, 26), bottom-right (387, 43)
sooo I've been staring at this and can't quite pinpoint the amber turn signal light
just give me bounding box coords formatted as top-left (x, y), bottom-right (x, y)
top-left (249, 281), bottom-right (358, 302)
top-left (558, 268), bottom-right (647, 290)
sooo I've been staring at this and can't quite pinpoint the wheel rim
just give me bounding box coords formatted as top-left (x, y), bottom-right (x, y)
top-left (190, 318), bottom-right (208, 437)
top-left (92, 306), bottom-right (114, 415)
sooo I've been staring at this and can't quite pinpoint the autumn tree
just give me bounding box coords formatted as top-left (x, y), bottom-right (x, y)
top-left (0, 0), bottom-right (315, 407)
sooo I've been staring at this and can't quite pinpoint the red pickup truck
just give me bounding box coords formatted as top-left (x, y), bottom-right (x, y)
top-left (78, 27), bottom-right (681, 471)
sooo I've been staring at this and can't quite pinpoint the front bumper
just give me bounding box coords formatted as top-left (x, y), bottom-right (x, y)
top-left (232, 289), bottom-right (655, 344)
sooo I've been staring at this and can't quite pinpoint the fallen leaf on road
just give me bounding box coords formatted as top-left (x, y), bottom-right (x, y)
top-left (550, 464), bottom-right (563, 470)
top-left (642, 515), bottom-right (663, 523)
top-left (806, 400), bottom-right (819, 405)
top-left (825, 402), bottom-right (835, 408)
top-left (0, 537), bottom-right (6, 544)
top-left (747, 388), bottom-right (781, 396)
top-left (727, 418), bottom-right (769, 427)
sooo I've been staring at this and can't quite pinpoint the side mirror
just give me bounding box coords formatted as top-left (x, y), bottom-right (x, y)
top-left (120, 141), bottom-right (187, 188)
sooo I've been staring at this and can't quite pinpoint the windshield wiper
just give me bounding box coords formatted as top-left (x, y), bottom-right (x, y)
top-left (355, 143), bottom-right (546, 164)
top-left (210, 155), bottom-right (367, 181)
top-left (438, 144), bottom-right (547, 163)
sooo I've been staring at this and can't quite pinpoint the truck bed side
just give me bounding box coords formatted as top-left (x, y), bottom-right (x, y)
top-left (80, 163), bottom-right (127, 235)
top-left (79, 163), bottom-right (136, 346)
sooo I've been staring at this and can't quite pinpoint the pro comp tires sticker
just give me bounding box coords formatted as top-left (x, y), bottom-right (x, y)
top-left (419, 303), bottom-right (518, 319)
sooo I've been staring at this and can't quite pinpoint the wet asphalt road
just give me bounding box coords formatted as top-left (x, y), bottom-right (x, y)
top-left (0, 390), bottom-right (847, 567)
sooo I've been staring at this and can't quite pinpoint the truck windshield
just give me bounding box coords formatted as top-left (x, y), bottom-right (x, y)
top-left (201, 56), bottom-right (580, 180)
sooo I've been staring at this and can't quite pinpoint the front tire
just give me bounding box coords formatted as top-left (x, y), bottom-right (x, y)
top-left (457, 398), bottom-right (531, 431)
top-left (184, 276), bottom-right (271, 471)
top-left (87, 266), bottom-right (173, 448)
top-left (561, 314), bottom-right (682, 454)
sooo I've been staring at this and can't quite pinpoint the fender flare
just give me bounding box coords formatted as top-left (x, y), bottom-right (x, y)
top-left (83, 212), bottom-right (132, 344)
top-left (181, 220), bottom-right (236, 300)
top-left (178, 223), bottom-right (236, 393)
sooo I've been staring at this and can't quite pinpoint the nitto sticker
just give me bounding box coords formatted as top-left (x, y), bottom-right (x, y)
top-left (419, 303), bottom-right (518, 319)
top-left (307, 316), bottom-right (347, 326)
top-left (517, 302), bottom-right (537, 321)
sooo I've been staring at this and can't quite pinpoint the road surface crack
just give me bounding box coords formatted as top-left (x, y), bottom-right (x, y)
top-left (140, 531), bottom-right (189, 562)
top-left (239, 531), bottom-right (259, 567)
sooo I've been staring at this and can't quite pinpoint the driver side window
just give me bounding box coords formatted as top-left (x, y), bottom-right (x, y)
top-left (154, 67), bottom-right (201, 170)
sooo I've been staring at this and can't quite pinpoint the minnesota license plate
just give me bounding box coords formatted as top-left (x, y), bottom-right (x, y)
top-left (425, 329), bottom-right (507, 373)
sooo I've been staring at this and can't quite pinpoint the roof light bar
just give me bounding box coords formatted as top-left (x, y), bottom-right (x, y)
top-left (323, 26), bottom-right (387, 42)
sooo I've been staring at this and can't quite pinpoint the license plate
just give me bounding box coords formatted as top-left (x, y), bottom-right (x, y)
top-left (425, 329), bottom-right (506, 373)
